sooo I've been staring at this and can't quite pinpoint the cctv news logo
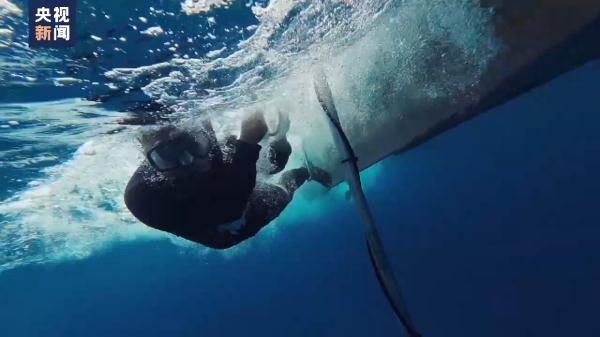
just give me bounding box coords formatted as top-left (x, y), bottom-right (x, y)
top-left (29, 0), bottom-right (77, 48)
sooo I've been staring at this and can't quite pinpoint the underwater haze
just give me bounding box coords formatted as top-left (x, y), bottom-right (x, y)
top-left (1, 0), bottom-right (600, 336)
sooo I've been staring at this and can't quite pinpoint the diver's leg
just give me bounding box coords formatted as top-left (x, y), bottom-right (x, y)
top-left (281, 166), bottom-right (332, 191)
top-left (240, 170), bottom-right (313, 237)
top-left (237, 167), bottom-right (332, 239)
top-left (240, 182), bottom-right (293, 238)
top-left (279, 167), bottom-right (310, 194)
top-left (240, 170), bottom-right (313, 238)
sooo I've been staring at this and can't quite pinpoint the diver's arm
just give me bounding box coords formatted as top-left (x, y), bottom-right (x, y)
top-left (200, 118), bottom-right (225, 166)
top-left (222, 137), bottom-right (262, 202)
top-left (221, 109), bottom-right (267, 196)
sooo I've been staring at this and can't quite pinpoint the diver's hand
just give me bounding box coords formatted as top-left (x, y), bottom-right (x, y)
top-left (240, 111), bottom-right (268, 144)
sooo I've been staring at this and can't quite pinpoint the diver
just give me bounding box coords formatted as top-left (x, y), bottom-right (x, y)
top-left (124, 111), bottom-right (332, 249)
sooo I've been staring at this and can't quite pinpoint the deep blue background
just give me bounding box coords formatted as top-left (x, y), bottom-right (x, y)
top-left (0, 62), bottom-right (598, 336)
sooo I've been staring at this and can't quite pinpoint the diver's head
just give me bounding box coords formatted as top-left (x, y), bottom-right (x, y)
top-left (138, 124), bottom-right (211, 177)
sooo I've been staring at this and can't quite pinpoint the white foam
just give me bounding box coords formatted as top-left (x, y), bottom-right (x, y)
top-left (141, 26), bottom-right (164, 36)
top-left (0, 100), bottom-right (153, 270)
top-left (206, 46), bottom-right (226, 58)
top-left (0, 28), bottom-right (13, 38)
top-left (181, 0), bottom-right (234, 15)
top-left (0, 131), bottom-right (160, 271)
top-left (0, 0), bottom-right (22, 18)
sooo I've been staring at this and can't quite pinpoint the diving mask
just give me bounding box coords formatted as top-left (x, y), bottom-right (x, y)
top-left (146, 132), bottom-right (210, 172)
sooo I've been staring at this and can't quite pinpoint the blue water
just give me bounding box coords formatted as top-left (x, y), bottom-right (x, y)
top-left (1, 55), bottom-right (599, 337)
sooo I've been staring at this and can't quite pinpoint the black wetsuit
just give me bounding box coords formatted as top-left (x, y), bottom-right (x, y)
top-left (124, 136), bottom-right (307, 249)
